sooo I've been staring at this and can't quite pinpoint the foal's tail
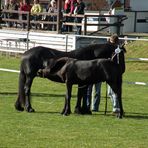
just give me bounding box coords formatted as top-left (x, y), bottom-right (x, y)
top-left (15, 62), bottom-right (26, 111)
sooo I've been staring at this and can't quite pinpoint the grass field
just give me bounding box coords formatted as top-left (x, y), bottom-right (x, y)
top-left (0, 40), bottom-right (148, 148)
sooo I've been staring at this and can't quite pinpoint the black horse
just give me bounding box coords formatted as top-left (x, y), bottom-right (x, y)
top-left (15, 41), bottom-right (126, 113)
top-left (37, 46), bottom-right (126, 118)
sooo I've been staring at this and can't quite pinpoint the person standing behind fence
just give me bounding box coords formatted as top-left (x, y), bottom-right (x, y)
top-left (5, 0), bottom-right (18, 27)
top-left (66, 0), bottom-right (77, 32)
top-left (20, 0), bottom-right (32, 29)
top-left (62, 0), bottom-right (71, 32)
top-left (31, 0), bottom-right (43, 29)
top-left (46, 0), bottom-right (57, 31)
top-left (2, 0), bottom-right (10, 23)
top-left (74, 0), bottom-right (85, 35)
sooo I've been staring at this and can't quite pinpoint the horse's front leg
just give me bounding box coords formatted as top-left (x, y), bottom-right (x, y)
top-left (116, 79), bottom-right (124, 118)
top-left (62, 83), bottom-right (72, 116)
top-left (24, 75), bottom-right (35, 112)
top-left (109, 78), bottom-right (124, 118)
top-left (15, 71), bottom-right (26, 111)
top-left (74, 85), bottom-right (83, 114)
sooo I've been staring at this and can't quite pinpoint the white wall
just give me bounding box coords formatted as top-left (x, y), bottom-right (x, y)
top-left (123, 12), bottom-right (135, 33)
top-left (130, 0), bottom-right (148, 11)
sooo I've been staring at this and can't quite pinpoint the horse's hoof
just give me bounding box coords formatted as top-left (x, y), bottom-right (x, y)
top-left (116, 113), bottom-right (123, 119)
top-left (74, 108), bottom-right (82, 114)
top-left (81, 108), bottom-right (92, 115)
top-left (61, 109), bottom-right (65, 115)
top-left (63, 113), bottom-right (69, 116)
top-left (26, 107), bottom-right (35, 113)
top-left (15, 102), bottom-right (24, 112)
top-left (63, 112), bottom-right (70, 116)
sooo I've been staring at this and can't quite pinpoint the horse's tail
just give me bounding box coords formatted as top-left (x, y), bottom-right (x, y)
top-left (15, 61), bottom-right (26, 111)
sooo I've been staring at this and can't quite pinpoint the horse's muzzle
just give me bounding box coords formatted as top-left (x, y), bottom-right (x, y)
top-left (37, 69), bottom-right (43, 77)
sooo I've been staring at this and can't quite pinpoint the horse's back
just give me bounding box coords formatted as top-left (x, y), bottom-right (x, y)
top-left (70, 43), bottom-right (116, 60)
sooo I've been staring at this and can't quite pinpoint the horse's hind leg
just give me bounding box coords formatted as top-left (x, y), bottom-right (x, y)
top-left (24, 75), bottom-right (35, 112)
top-left (62, 83), bottom-right (72, 116)
top-left (15, 71), bottom-right (26, 111)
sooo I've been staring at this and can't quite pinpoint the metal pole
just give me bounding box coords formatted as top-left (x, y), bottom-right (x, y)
top-left (65, 34), bottom-right (68, 52)
top-left (0, 0), bottom-right (2, 29)
top-left (104, 82), bottom-right (108, 115)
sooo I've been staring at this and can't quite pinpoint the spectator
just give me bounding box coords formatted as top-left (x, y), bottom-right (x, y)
top-left (31, 0), bottom-right (43, 29)
top-left (62, 0), bottom-right (71, 32)
top-left (62, 0), bottom-right (77, 32)
top-left (20, 0), bottom-right (32, 29)
top-left (31, 0), bottom-right (43, 15)
top-left (46, 0), bottom-right (57, 31)
top-left (5, 0), bottom-right (18, 27)
top-left (69, 0), bottom-right (77, 15)
top-left (74, 0), bottom-right (85, 35)
top-left (2, 0), bottom-right (10, 20)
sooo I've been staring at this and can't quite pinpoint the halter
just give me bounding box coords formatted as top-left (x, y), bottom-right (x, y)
top-left (111, 45), bottom-right (122, 64)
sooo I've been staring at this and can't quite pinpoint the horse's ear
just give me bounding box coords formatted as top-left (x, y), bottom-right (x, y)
top-left (120, 42), bottom-right (126, 53)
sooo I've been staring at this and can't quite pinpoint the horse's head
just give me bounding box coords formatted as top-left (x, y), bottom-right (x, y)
top-left (37, 57), bottom-right (70, 78)
top-left (111, 43), bottom-right (126, 74)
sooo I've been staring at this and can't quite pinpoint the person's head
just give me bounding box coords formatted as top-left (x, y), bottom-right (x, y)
top-left (23, 0), bottom-right (30, 5)
top-left (33, 0), bottom-right (39, 4)
top-left (50, 0), bottom-right (56, 7)
top-left (77, 0), bottom-right (82, 3)
top-left (10, 0), bottom-right (15, 4)
top-left (5, 0), bottom-right (9, 5)
top-left (109, 34), bottom-right (119, 45)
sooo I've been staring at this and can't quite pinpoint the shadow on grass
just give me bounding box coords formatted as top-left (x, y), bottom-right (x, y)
top-left (35, 111), bottom-right (61, 114)
top-left (0, 92), bottom-right (77, 98)
top-left (124, 112), bottom-right (148, 119)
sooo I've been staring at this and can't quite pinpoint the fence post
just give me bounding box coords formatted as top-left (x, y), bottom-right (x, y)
top-left (116, 16), bottom-right (120, 36)
top-left (65, 34), bottom-right (68, 52)
top-left (26, 12), bottom-right (30, 50)
top-left (57, 0), bottom-right (62, 33)
top-left (83, 15), bottom-right (87, 35)
top-left (0, 0), bottom-right (2, 29)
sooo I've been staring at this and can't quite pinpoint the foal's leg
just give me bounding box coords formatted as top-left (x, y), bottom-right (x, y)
top-left (62, 83), bottom-right (72, 116)
top-left (24, 75), bottom-right (35, 112)
top-left (74, 85), bottom-right (83, 114)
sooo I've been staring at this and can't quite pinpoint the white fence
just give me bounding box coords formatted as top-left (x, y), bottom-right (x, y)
top-left (0, 30), bottom-right (148, 86)
top-left (0, 29), bottom-right (76, 53)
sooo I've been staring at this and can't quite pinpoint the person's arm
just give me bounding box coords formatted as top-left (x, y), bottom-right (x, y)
top-left (38, 4), bottom-right (43, 13)
top-left (31, 5), bottom-right (35, 14)
top-left (76, 3), bottom-right (85, 14)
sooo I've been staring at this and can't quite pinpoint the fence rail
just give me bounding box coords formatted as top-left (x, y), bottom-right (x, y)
top-left (1, 10), bottom-right (127, 35)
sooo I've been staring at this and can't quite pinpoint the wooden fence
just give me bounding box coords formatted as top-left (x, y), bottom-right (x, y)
top-left (1, 10), bottom-right (127, 35)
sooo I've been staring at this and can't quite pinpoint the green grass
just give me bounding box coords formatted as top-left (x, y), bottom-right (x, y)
top-left (0, 40), bottom-right (148, 148)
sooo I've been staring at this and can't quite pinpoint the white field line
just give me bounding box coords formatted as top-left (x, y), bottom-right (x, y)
top-left (0, 68), bottom-right (147, 86)
top-left (0, 68), bottom-right (20, 73)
